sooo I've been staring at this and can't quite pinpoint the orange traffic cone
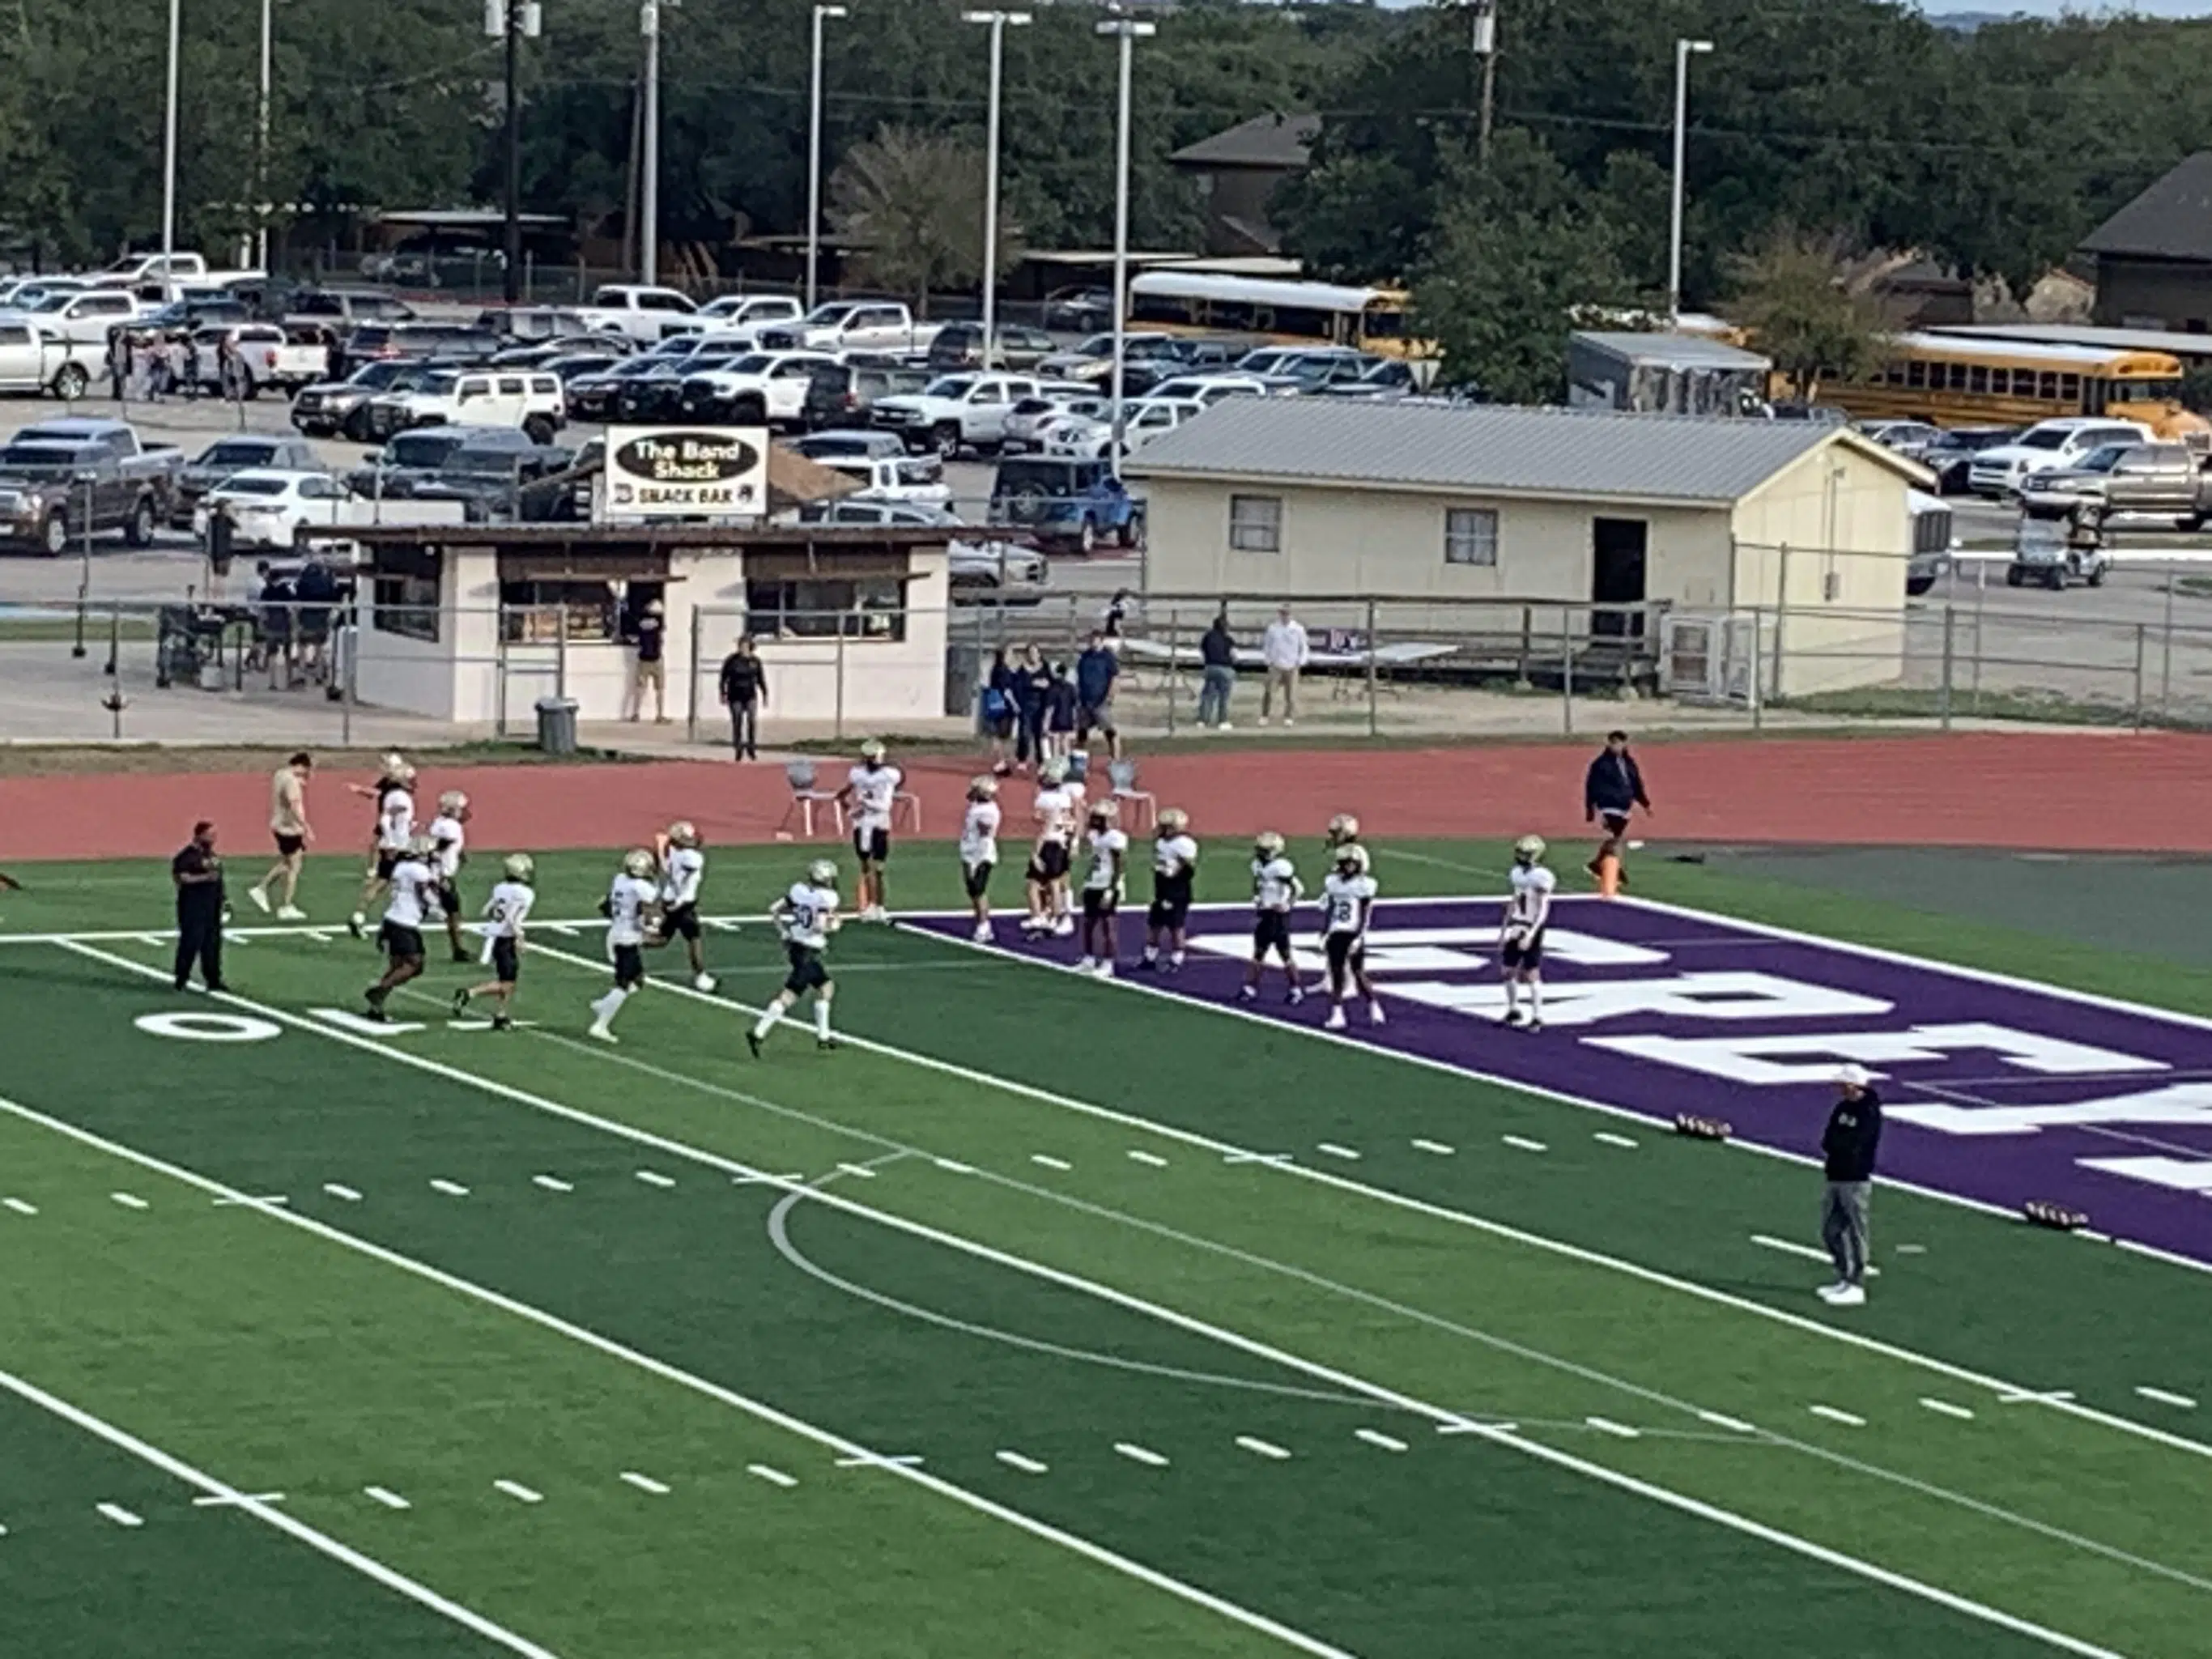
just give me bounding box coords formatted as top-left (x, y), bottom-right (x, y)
top-left (1595, 851), bottom-right (1622, 898)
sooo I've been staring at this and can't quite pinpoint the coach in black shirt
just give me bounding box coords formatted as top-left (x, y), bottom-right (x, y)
top-left (718, 635), bottom-right (768, 761)
top-left (172, 820), bottom-right (228, 993)
top-left (1818, 1065), bottom-right (1882, 1307)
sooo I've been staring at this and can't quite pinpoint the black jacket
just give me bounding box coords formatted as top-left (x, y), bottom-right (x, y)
top-left (719, 653), bottom-right (767, 704)
top-left (1585, 750), bottom-right (1651, 819)
top-left (1821, 1089), bottom-right (1882, 1183)
top-left (1200, 623), bottom-right (1235, 668)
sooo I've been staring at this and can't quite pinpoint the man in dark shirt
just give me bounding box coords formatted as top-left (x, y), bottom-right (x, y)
top-left (630, 598), bottom-right (669, 723)
top-left (1583, 730), bottom-right (1653, 883)
top-left (171, 820), bottom-right (228, 993)
top-left (718, 634), bottom-right (768, 760)
top-left (1818, 1064), bottom-right (1882, 1307)
top-left (1074, 631), bottom-right (1121, 759)
top-left (1197, 610), bottom-right (1236, 730)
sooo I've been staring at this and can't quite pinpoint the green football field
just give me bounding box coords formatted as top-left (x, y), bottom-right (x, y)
top-left (3, 838), bottom-right (2211, 1657)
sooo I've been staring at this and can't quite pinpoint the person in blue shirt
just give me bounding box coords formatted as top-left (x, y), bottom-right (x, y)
top-left (1044, 661), bottom-right (1079, 761)
top-left (1074, 630), bottom-right (1121, 760)
top-left (980, 646), bottom-right (1019, 775)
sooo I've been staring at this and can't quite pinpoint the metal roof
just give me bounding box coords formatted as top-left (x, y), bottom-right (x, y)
top-left (1929, 322), bottom-right (2212, 362)
top-left (2080, 152), bottom-right (2212, 264)
top-left (1168, 113), bottom-right (1321, 171)
top-left (1570, 331), bottom-right (1772, 371)
top-left (1125, 398), bottom-right (1914, 505)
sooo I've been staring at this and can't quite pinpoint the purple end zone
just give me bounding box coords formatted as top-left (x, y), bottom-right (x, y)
top-left (905, 895), bottom-right (2212, 1269)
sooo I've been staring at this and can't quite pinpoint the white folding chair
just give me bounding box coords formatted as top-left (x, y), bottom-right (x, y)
top-left (779, 759), bottom-right (844, 838)
top-left (1108, 758), bottom-right (1155, 830)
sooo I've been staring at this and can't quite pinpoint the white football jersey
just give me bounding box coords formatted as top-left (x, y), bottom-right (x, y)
top-left (483, 880), bottom-right (535, 938)
top-left (780, 881), bottom-right (839, 950)
top-left (1505, 863), bottom-right (1556, 934)
top-left (605, 873), bottom-right (659, 947)
top-left (847, 763), bottom-right (904, 829)
top-left (376, 788), bottom-right (415, 852)
top-left (428, 813), bottom-right (466, 878)
top-left (383, 858), bottom-right (434, 929)
top-left (1321, 870), bottom-right (1377, 936)
top-left (961, 800), bottom-right (1002, 866)
top-left (1084, 827), bottom-right (1129, 891)
top-left (661, 845), bottom-right (705, 908)
top-left (1153, 833), bottom-right (1198, 879)
top-left (1032, 785), bottom-right (1075, 845)
top-left (1252, 856), bottom-right (1302, 912)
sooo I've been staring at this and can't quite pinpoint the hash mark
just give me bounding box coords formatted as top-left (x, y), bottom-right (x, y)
top-left (96, 1503), bottom-right (143, 1528)
top-left (322, 1183), bottom-right (362, 1202)
top-left (364, 1486), bottom-right (410, 1510)
top-left (492, 1480), bottom-right (542, 1504)
top-left (1502, 1135), bottom-right (1548, 1153)
top-left (1126, 1150), bottom-right (1168, 1168)
top-left (1585, 1416), bottom-right (1641, 1439)
top-left (109, 1192), bottom-right (148, 1210)
top-left (619, 1471), bottom-right (670, 1495)
top-left (532, 1175), bottom-right (573, 1193)
top-left (634, 1171), bottom-right (675, 1189)
top-left (1809, 1404), bottom-right (1865, 1427)
top-left (995, 1450), bottom-right (1047, 1474)
top-left (747, 1464), bottom-right (797, 1489)
top-left (2, 1197), bottom-right (35, 1216)
top-left (1593, 1131), bottom-right (1639, 1149)
top-left (1235, 1436), bottom-right (1291, 1460)
top-left (2137, 1385), bottom-right (2198, 1410)
top-left (1920, 1397), bottom-right (1976, 1420)
top-left (430, 1180), bottom-right (470, 1197)
top-left (834, 1163), bottom-right (878, 1180)
top-left (1355, 1428), bottom-right (1408, 1453)
top-left (1114, 1442), bottom-right (1169, 1467)
top-left (1316, 1142), bottom-right (1361, 1161)
top-left (1696, 1410), bottom-right (1759, 1435)
top-left (1410, 1139), bottom-right (1455, 1155)
top-left (1030, 1155), bottom-right (1072, 1172)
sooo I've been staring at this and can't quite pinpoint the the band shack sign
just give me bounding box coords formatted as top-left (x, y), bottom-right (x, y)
top-left (602, 427), bottom-right (768, 522)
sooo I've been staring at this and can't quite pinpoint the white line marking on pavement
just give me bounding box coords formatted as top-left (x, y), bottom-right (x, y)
top-left (363, 1486), bottom-right (410, 1511)
top-left (1354, 1429), bottom-right (1408, 1453)
top-left (1585, 1417), bottom-right (1641, 1440)
top-left (492, 1480), bottom-right (542, 1504)
top-left (2, 1197), bottom-right (35, 1215)
top-left (635, 1170), bottom-right (675, 1189)
top-left (429, 1180), bottom-right (470, 1197)
top-left (1127, 1150), bottom-right (1168, 1168)
top-left (1921, 1398), bottom-right (1976, 1421)
top-left (1029, 1154), bottom-right (1071, 1172)
top-left (2138, 1387), bottom-right (2198, 1410)
top-left (834, 1453), bottom-right (925, 1469)
top-left (109, 1192), bottom-right (147, 1210)
top-left (1316, 1143), bottom-right (1361, 1161)
top-left (834, 1163), bottom-right (878, 1180)
top-left (1410, 1139), bottom-right (1455, 1156)
top-left (323, 1183), bottom-right (362, 1202)
top-left (1114, 1443), bottom-right (1169, 1468)
top-left (934, 1158), bottom-right (976, 1174)
top-left (1810, 1405), bottom-right (1867, 1427)
top-left (211, 1194), bottom-right (289, 1208)
top-left (97, 1503), bottom-right (143, 1528)
top-left (1593, 1131), bottom-right (1640, 1148)
top-left (1696, 1410), bottom-right (1759, 1435)
top-left (1502, 1135), bottom-right (1547, 1153)
top-left (619, 1472), bottom-right (670, 1495)
top-left (1997, 1389), bottom-right (2077, 1406)
top-left (193, 1491), bottom-right (285, 1508)
top-left (747, 1464), bottom-right (797, 1489)
top-left (995, 1450), bottom-right (1048, 1474)
top-left (531, 1175), bottom-right (572, 1193)
top-left (1236, 1436), bottom-right (1292, 1461)
top-left (1752, 1234), bottom-right (1878, 1275)
top-left (1222, 1151), bottom-right (1293, 1165)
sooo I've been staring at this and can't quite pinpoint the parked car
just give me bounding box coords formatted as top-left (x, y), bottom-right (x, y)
top-left (1043, 287), bottom-right (1113, 333)
top-left (399, 435), bottom-right (575, 519)
top-left (346, 425), bottom-right (555, 501)
top-left (1045, 394), bottom-right (1204, 459)
top-left (191, 470), bottom-right (360, 549)
top-left (565, 357), bottom-right (666, 423)
top-left (2018, 440), bottom-right (2212, 529)
top-left (695, 295), bottom-right (806, 338)
top-left (572, 284), bottom-right (704, 343)
top-left (0, 418), bottom-right (181, 553)
top-left (191, 322), bottom-right (329, 398)
top-left (291, 360), bottom-right (437, 440)
top-left (1002, 390), bottom-right (1112, 454)
top-left (285, 287), bottom-right (415, 329)
top-left (871, 373), bottom-right (1044, 457)
top-left (1142, 373), bottom-right (1273, 407)
top-left (335, 321), bottom-right (501, 379)
top-left (946, 537), bottom-right (1049, 596)
top-left (536, 351), bottom-right (626, 386)
top-left (1915, 426), bottom-right (2018, 495)
top-left (1857, 419), bottom-right (1944, 457)
top-left (620, 351), bottom-right (753, 423)
top-left (989, 455), bottom-right (1142, 553)
top-left (1968, 417), bottom-right (2155, 499)
top-left (1906, 488), bottom-right (1954, 596)
top-left (174, 434), bottom-right (325, 526)
top-left (756, 300), bottom-right (942, 356)
top-left (361, 368), bottom-right (565, 444)
top-left (1265, 349), bottom-right (1380, 395)
top-left (1036, 331), bottom-right (1181, 385)
top-left (0, 318), bottom-right (95, 398)
top-left (789, 430), bottom-right (906, 462)
top-left (682, 351), bottom-right (840, 428)
top-left (799, 361), bottom-right (933, 430)
top-left (925, 322), bottom-right (1058, 372)
top-left (1318, 357), bottom-right (1424, 400)
top-left (827, 453), bottom-right (951, 506)
top-left (2, 287), bottom-right (139, 355)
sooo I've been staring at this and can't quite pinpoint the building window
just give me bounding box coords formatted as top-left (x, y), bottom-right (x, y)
top-left (500, 578), bottom-right (619, 644)
top-left (746, 577), bottom-right (908, 640)
top-left (1228, 493), bottom-right (1282, 553)
top-left (371, 547), bottom-right (440, 642)
top-left (1444, 506), bottom-right (1499, 567)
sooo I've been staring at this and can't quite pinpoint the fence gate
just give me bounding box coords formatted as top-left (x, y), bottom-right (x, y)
top-left (1659, 611), bottom-right (1763, 705)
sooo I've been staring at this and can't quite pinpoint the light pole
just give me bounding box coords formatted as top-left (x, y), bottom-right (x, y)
top-left (962, 10), bottom-right (1029, 370)
top-left (161, 0), bottom-right (181, 279)
top-left (1096, 11), bottom-right (1154, 480)
top-left (487, 0), bottom-right (543, 306)
top-left (255, 0), bottom-right (272, 270)
top-left (640, 0), bottom-right (678, 285)
top-left (806, 3), bottom-right (849, 312)
top-left (1470, 0), bottom-right (1497, 166)
top-left (1668, 37), bottom-right (1713, 322)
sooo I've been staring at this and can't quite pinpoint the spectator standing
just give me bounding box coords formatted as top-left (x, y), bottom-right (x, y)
top-left (1197, 609), bottom-right (1236, 730)
top-left (1583, 730), bottom-right (1653, 883)
top-left (718, 633), bottom-right (768, 760)
top-left (981, 646), bottom-right (1017, 773)
top-left (1103, 588), bottom-right (1131, 644)
top-left (628, 598), bottom-right (668, 722)
top-left (171, 820), bottom-right (228, 992)
top-left (1260, 602), bottom-right (1308, 726)
top-left (1818, 1066), bottom-right (1882, 1307)
top-left (257, 561), bottom-right (295, 687)
top-left (106, 329), bottom-right (127, 401)
top-left (1013, 643), bottom-right (1051, 772)
top-left (181, 334), bottom-right (202, 402)
top-left (1074, 631), bottom-right (1121, 759)
top-left (1044, 661), bottom-right (1079, 761)
top-left (293, 558), bottom-right (338, 682)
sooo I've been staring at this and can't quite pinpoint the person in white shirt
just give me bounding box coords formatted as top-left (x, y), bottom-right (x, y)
top-left (1077, 801), bottom-right (1129, 977)
top-left (249, 751), bottom-right (313, 921)
top-left (362, 834), bottom-right (436, 1022)
top-left (1139, 808), bottom-right (1197, 972)
top-left (1259, 603), bottom-right (1309, 727)
top-left (1240, 831), bottom-right (1305, 1005)
top-left (453, 853), bottom-right (538, 1030)
top-left (588, 849), bottom-right (663, 1044)
top-left (426, 790), bottom-right (472, 963)
top-left (651, 820), bottom-right (716, 991)
top-left (348, 755), bottom-right (416, 939)
top-left (836, 739), bottom-right (903, 921)
top-left (959, 777), bottom-right (1002, 942)
top-left (1500, 834), bottom-right (1558, 1032)
top-left (751, 861), bottom-right (841, 1054)
top-left (1023, 757), bottom-right (1078, 938)
top-left (1318, 842), bottom-right (1384, 1031)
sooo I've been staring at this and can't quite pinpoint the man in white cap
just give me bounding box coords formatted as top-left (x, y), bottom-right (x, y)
top-left (1818, 1065), bottom-right (1883, 1307)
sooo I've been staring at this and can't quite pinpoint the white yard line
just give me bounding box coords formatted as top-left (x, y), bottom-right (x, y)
top-left (1752, 1234), bottom-right (1880, 1277)
top-left (0, 1366), bottom-right (555, 1657)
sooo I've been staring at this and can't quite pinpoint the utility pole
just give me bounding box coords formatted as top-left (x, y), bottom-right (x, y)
top-left (487, 0), bottom-right (542, 305)
top-left (1471, 0), bottom-right (1497, 166)
top-left (806, 4), bottom-right (849, 312)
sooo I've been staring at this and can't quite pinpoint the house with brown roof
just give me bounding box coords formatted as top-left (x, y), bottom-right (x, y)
top-left (2080, 151), bottom-right (2212, 333)
top-left (1168, 113), bottom-right (1320, 257)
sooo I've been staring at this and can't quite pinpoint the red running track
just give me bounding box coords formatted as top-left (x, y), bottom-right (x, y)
top-left (2, 730), bottom-right (2206, 862)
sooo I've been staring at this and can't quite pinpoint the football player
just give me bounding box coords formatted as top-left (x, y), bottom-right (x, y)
top-left (1139, 808), bottom-right (1197, 972)
top-left (653, 820), bottom-right (716, 991)
top-left (362, 832), bottom-right (436, 1022)
top-left (453, 853), bottom-right (537, 1030)
top-left (959, 776), bottom-right (1002, 943)
top-left (427, 790), bottom-right (471, 963)
top-left (1500, 834), bottom-right (1556, 1031)
top-left (1077, 801), bottom-right (1128, 977)
top-left (1319, 842), bottom-right (1383, 1032)
top-left (1324, 813), bottom-right (1360, 857)
top-left (751, 859), bottom-right (841, 1054)
top-left (349, 757), bottom-right (416, 939)
top-left (1240, 831), bottom-right (1305, 1004)
top-left (588, 848), bottom-right (662, 1044)
top-left (836, 739), bottom-right (903, 922)
top-left (1023, 757), bottom-right (1078, 937)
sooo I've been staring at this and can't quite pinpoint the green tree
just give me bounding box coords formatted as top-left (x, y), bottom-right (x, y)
top-left (1410, 131), bottom-right (1638, 404)
top-left (1725, 228), bottom-right (1887, 401)
top-left (827, 125), bottom-right (1017, 314)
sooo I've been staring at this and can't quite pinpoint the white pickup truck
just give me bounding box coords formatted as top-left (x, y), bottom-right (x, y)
top-left (693, 295), bottom-right (806, 344)
top-left (0, 287), bottom-right (139, 358)
top-left (755, 300), bottom-right (942, 357)
top-left (191, 324), bottom-right (329, 398)
top-left (871, 373), bottom-right (1044, 457)
top-left (0, 318), bottom-right (101, 399)
top-left (683, 351), bottom-right (839, 429)
top-left (570, 284), bottom-right (704, 344)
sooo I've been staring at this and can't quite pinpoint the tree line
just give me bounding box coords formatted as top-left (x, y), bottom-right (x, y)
top-left (4, 0), bottom-right (2210, 396)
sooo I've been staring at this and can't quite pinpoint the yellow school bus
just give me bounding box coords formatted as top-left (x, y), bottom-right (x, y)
top-left (1126, 271), bottom-right (1437, 365)
top-left (1832, 332), bottom-right (2207, 437)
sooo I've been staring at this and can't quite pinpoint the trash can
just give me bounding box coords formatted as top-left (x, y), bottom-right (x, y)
top-left (534, 696), bottom-right (579, 755)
